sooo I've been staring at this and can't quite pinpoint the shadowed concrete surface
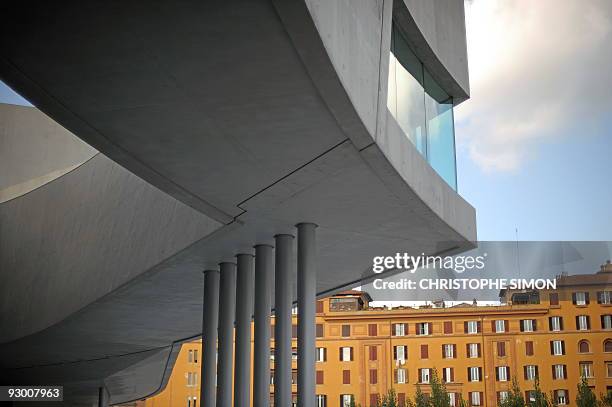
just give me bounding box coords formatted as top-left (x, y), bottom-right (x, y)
top-left (0, 0), bottom-right (475, 404)
top-left (0, 104), bottom-right (97, 202)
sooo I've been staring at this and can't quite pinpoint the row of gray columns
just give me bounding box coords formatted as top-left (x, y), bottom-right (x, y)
top-left (200, 223), bottom-right (317, 407)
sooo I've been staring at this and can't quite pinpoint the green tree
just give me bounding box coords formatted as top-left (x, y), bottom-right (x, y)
top-left (457, 393), bottom-right (468, 407)
top-left (414, 386), bottom-right (429, 407)
top-left (378, 389), bottom-right (398, 407)
top-left (499, 378), bottom-right (525, 407)
top-left (530, 377), bottom-right (552, 407)
top-left (429, 369), bottom-right (451, 407)
top-left (576, 376), bottom-right (597, 407)
top-left (599, 391), bottom-right (612, 407)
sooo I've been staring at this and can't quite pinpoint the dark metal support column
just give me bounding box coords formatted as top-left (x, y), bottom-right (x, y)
top-left (274, 234), bottom-right (294, 407)
top-left (253, 244), bottom-right (274, 407)
top-left (216, 262), bottom-right (237, 407)
top-left (98, 387), bottom-right (109, 407)
top-left (297, 223), bottom-right (316, 407)
top-left (234, 254), bottom-right (254, 407)
top-left (201, 269), bottom-right (220, 407)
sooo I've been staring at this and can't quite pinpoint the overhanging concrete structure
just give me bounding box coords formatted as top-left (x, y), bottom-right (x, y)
top-left (0, 0), bottom-right (475, 405)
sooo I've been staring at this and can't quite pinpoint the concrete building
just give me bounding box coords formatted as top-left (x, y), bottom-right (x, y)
top-left (0, 0), bottom-right (475, 405)
top-left (142, 264), bottom-right (612, 407)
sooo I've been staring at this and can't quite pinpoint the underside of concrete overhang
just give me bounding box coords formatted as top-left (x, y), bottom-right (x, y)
top-left (0, 0), bottom-right (476, 404)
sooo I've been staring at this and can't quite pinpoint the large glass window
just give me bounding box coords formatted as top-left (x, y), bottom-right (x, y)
top-left (388, 23), bottom-right (457, 190)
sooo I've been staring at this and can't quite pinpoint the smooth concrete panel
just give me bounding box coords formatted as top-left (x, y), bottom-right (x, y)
top-left (0, 104), bottom-right (97, 202)
top-left (395, 0), bottom-right (470, 101)
top-left (371, 110), bottom-right (476, 242)
top-left (0, 0), bottom-right (350, 222)
top-left (304, 0), bottom-right (384, 138)
top-left (0, 152), bottom-right (221, 343)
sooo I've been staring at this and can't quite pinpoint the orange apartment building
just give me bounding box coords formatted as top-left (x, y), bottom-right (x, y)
top-left (141, 262), bottom-right (612, 407)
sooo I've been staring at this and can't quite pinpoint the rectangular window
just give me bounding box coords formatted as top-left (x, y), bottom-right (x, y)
top-left (497, 342), bottom-right (506, 357)
top-left (316, 347), bottom-right (327, 362)
top-left (602, 315), bottom-right (612, 329)
top-left (550, 293), bottom-right (559, 305)
top-left (292, 347), bottom-right (298, 360)
top-left (292, 324), bottom-right (298, 338)
top-left (465, 321), bottom-right (479, 334)
top-left (467, 343), bottom-right (480, 358)
top-left (573, 292), bottom-right (589, 306)
top-left (370, 394), bottom-right (379, 407)
top-left (555, 390), bottom-right (568, 406)
top-left (497, 366), bottom-right (509, 382)
top-left (342, 370), bottom-right (350, 385)
top-left (553, 364), bottom-right (567, 380)
top-left (369, 345), bottom-right (378, 361)
top-left (524, 365), bottom-right (538, 380)
top-left (449, 393), bottom-right (457, 407)
top-left (388, 22), bottom-right (458, 190)
top-left (468, 367), bottom-right (481, 382)
top-left (421, 344), bottom-right (429, 359)
top-left (340, 395), bottom-right (352, 407)
top-left (316, 300), bottom-right (324, 313)
top-left (526, 391), bottom-right (536, 403)
top-left (549, 316), bottom-right (563, 331)
top-left (525, 341), bottom-right (534, 356)
top-left (370, 369), bottom-right (378, 384)
top-left (494, 320), bottom-right (506, 333)
top-left (394, 323), bottom-right (407, 336)
top-left (607, 362), bottom-right (612, 378)
top-left (470, 392), bottom-right (482, 406)
top-left (576, 315), bottom-right (590, 330)
top-left (340, 347), bottom-right (353, 362)
top-left (193, 350), bottom-right (198, 363)
top-left (521, 319), bottom-right (536, 332)
top-left (396, 368), bottom-right (407, 384)
top-left (580, 362), bottom-right (594, 378)
top-left (419, 368), bottom-right (431, 384)
top-left (416, 322), bottom-right (431, 335)
top-left (316, 324), bottom-right (324, 338)
top-left (598, 291), bottom-right (612, 304)
top-left (498, 392), bottom-right (509, 403)
top-left (443, 344), bottom-right (455, 359)
top-left (444, 321), bottom-right (453, 334)
top-left (368, 324), bottom-right (378, 336)
top-left (341, 324), bottom-right (350, 337)
top-left (316, 394), bottom-right (327, 407)
top-left (443, 367), bottom-right (454, 383)
top-left (188, 349), bottom-right (193, 363)
top-left (316, 370), bottom-right (324, 385)
top-left (551, 340), bottom-right (565, 356)
top-left (394, 345), bottom-right (407, 362)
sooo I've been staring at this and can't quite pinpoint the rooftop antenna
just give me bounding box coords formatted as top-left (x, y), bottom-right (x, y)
top-left (515, 227), bottom-right (522, 281)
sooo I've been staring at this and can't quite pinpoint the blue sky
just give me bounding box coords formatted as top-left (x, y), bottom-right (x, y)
top-left (1, 0), bottom-right (610, 242)
top-left (455, 0), bottom-right (612, 241)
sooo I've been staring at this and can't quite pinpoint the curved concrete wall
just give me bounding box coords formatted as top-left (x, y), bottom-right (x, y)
top-left (0, 107), bottom-right (221, 343)
top-left (0, 104), bottom-right (97, 202)
top-left (398, 0), bottom-right (470, 99)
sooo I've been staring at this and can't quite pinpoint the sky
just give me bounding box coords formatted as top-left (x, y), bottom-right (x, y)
top-left (1, 0), bottom-right (611, 241)
top-left (455, 0), bottom-right (612, 241)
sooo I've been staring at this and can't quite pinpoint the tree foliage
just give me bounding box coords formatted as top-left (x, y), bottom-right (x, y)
top-left (576, 376), bottom-right (597, 407)
top-left (499, 378), bottom-right (526, 407)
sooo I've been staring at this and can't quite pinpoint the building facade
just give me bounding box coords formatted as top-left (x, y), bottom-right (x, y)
top-left (143, 263), bottom-right (612, 407)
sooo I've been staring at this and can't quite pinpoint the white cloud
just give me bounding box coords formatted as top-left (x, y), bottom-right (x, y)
top-left (455, 0), bottom-right (612, 172)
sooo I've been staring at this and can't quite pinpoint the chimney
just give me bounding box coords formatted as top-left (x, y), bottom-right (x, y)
top-left (601, 260), bottom-right (612, 273)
